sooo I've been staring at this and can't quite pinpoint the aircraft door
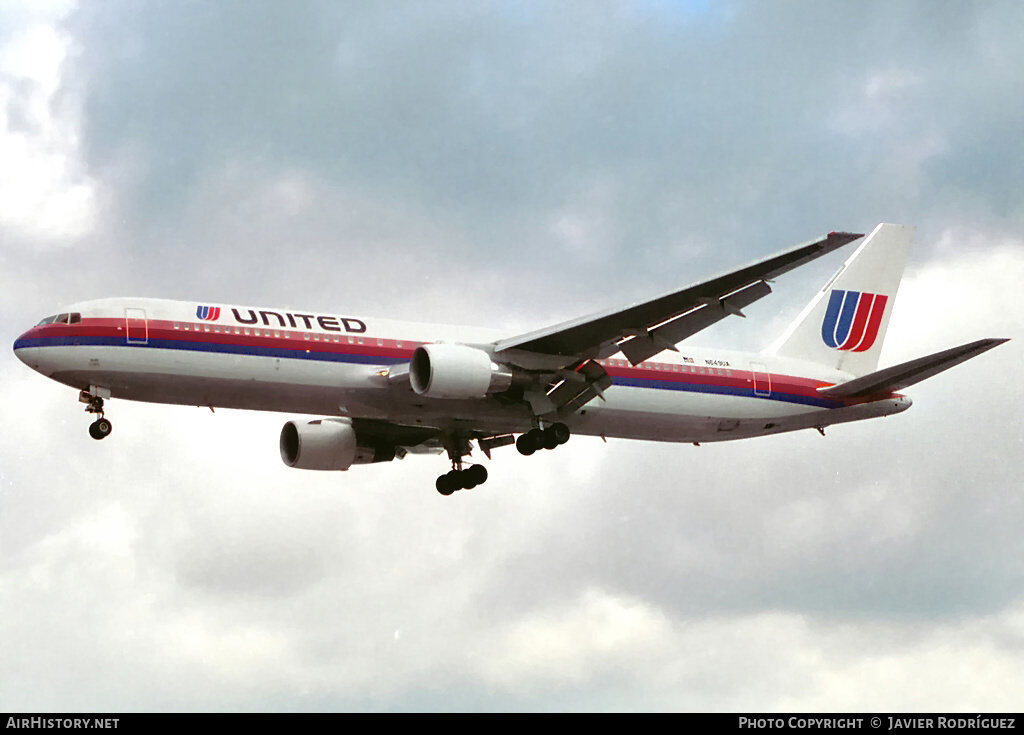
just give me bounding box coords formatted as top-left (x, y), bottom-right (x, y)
top-left (125, 307), bottom-right (148, 345)
top-left (751, 361), bottom-right (771, 397)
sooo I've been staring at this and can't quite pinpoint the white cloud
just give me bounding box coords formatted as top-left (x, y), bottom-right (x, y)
top-left (886, 231), bottom-right (1023, 361)
top-left (0, 18), bottom-right (97, 242)
top-left (478, 589), bottom-right (672, 690)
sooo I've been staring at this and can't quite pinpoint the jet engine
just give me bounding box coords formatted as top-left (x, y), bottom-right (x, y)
top-left (280, 418), bottom-right (395, 471)
top-left (409, 343), bottom-right (515, 399)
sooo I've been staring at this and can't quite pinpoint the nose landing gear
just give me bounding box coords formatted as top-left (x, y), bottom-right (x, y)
top-left (80, 389), bottom-right (112, 440)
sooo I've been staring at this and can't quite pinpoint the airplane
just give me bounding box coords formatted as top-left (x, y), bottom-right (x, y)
top-left (13, 223), bottom-right (1007, 495)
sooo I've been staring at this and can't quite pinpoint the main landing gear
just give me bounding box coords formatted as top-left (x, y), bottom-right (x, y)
top-left (435, 463), bottom-right (488, 496)
top-left (80, 390), bottom-right (113, 440)
top-left (516, 422), bottom-right (570, 455)
top-left (436, 433), bottom-right (489, 496)
top-left (433, 423), bottom-right (572, 496)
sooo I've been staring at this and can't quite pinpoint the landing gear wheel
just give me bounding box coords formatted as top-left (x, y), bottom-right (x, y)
top-left (466, 464), bottom-right (488, 487)
top-left (541, 427), bottom-right (560, 450)
top-left (436, 474), bottom-right (456, 496)
top-left (89, 418), bottom-right (112, 440)
top-left (516, 432), bottom-right (537, 456)
top-left (549, 422), bottom-right (571, 446)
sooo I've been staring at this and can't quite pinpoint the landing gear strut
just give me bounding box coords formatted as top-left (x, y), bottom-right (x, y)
top-left (435, 433), bottom-right (488, 496)
top-left (80, 390), bottom-right (113, 440)
top-left (516, 422), bottom-right (570, 456)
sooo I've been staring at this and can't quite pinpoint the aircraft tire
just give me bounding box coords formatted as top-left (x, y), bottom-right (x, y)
top-left (550, 422), bottom-right (570, 445)
top-left (436, 474), bottom-right (456, 496)
top-left (467, 464), bottom-right (488, 487)
top-left (516, 433), bottom-right (536, 456)
top-left (89, 418), bottom-right (112, 440)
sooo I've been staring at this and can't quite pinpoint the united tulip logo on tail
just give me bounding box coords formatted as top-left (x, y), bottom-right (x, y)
top-left (820, 290), bottom-right (888, 351)
top-left (196, 306), bottom-right (221, 321)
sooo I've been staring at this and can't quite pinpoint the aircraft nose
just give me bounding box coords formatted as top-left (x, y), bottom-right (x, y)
top-left (13, 330), bottom-right (30, 360)
top-left (13, 328), bottom-right (42, 371)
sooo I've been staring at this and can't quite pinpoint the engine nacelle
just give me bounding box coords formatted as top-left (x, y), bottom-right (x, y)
top-left (409, 343), bottom-right (514, 399)
top-left (280, 418), bottom-right (395, 471)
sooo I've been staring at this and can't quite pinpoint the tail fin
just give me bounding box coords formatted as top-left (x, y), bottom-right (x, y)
top-left (766, 223), bottom-right (913, 377)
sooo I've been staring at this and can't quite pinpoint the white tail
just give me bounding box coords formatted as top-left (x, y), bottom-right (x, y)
top-left (766, 223), bottom-right (913, 377)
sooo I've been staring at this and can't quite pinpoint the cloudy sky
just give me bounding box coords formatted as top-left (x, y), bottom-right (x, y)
top-left (2, 0), bottom-right (1022, 712)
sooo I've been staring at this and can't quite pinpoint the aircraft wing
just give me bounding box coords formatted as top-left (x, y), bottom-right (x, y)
top-left (817, 338), bottom-right (1009, 400)
top-left (494, 231), bottom-right (864, 365)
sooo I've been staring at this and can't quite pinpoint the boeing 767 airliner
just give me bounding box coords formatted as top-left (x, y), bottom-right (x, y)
top-left (13, 224), bottom-right (1007, 494)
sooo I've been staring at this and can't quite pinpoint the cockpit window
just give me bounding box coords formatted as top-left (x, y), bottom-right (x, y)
top-left (34, 313), bottom-right (81, 326)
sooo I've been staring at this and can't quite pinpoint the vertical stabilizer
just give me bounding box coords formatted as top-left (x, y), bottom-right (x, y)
top-left (765, 223), bottom-right (913, 377)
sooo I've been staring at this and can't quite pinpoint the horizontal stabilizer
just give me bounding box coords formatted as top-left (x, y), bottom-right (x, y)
top-left (817, 338), bottom-right (1009, 399)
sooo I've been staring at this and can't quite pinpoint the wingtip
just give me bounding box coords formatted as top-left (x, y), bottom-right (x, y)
top-left (828, 230), bottom-right (865, 240)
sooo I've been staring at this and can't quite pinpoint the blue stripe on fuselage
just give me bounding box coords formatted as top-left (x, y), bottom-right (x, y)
top-left (611, 376), bottom-right (839, 408)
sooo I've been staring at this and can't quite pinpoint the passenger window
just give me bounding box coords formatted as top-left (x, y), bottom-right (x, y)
top-left (174, 322), bottom-right (180, 329)
top-left (377, 338), bottom-right (383, 347)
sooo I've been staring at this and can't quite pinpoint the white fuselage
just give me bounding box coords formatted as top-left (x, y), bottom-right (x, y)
top-left (13, 298), bottom-right (911, 444)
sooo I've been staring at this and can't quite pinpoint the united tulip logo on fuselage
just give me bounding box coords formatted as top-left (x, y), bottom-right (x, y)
top-left (820, 289), bottom-right (888, 352)
top-left (196, 306), bottom-right (220, 321)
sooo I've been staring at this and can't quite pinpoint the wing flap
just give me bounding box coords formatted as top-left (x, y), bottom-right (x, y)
top-left (620, 280), bottom-right (772, 364)
top-left (817, 338), bottom-right (1009, 399)
top-left (544, 359), bottom-right (613, 417)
